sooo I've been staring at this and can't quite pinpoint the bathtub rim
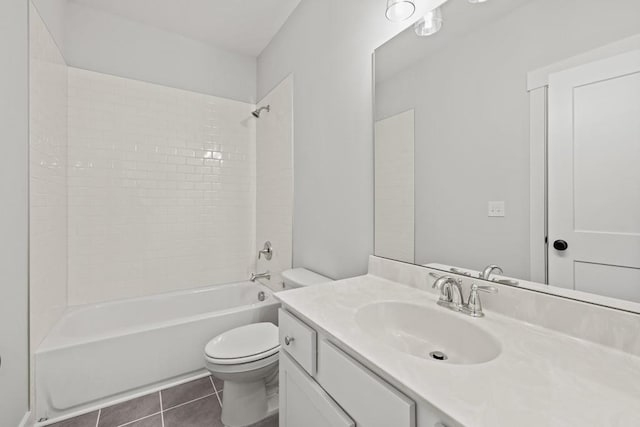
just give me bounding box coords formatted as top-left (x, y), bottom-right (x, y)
top-left (37, 281), bottom-right (278, 353)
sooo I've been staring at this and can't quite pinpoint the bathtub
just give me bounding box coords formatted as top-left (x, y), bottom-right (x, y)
top-left (35, 281), bottom-right (279, 420)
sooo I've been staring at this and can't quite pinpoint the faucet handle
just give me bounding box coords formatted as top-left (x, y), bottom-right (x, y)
top-left (464, 284), bottom-right (498, 318)
top-left (473, 284), bottom-right (498, 294)
top-left (258, 241), bottom-right (273, 260)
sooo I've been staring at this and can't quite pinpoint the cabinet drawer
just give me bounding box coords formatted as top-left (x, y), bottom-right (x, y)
top-left (280, 351), bottom-right (354, 427)
top-left (317, 339), bottom-right (416, 427)
top-left (279, 309), bottom-right (317, 376)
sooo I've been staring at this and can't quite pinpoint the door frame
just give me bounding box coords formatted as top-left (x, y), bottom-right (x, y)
top-left (527, 34), bottom-right (640, 283)
top-left (0, 0), bottom-right (30, 426)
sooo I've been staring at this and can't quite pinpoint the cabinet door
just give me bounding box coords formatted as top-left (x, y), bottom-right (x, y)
top-left (280, 351), bottom-right (354, 427)
top-left (317, 339), bottom-right (416, 427)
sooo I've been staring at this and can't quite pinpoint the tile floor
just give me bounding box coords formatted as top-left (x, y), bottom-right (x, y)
top-left (48, 375), bottom-right (278, 427)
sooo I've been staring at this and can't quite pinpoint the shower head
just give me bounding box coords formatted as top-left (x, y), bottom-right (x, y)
top-left (252, 105), bottom-right (270, 118)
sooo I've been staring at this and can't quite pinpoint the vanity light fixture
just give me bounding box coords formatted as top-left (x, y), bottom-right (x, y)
top-left (414, 7), bottom-right (443, 37)
top-left (468, 0), bottom-right (489, 3)
top-left (385, 0), bottom-right (416, 22)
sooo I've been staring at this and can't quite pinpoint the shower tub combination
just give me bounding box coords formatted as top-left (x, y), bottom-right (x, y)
top-left (35, 281), bottom-right (279, 421)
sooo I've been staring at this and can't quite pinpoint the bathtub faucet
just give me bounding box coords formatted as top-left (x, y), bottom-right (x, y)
top-left (250, 271), bottom-right (271, 282)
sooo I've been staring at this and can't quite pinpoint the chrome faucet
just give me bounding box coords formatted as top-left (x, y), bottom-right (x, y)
top-left (432, 275), bottom-right (498, 317)
top-left (250, 271), bottom-right (271, 282)
top-left (480, 264), bottom-right (503, 281)
top-left (463, 284), bottom-right (498, 317)
top-left (432, 276), bottom-right (464, 310)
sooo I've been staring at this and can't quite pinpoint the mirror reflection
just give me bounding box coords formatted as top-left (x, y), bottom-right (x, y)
top-left (374, 0), bottom-right (640, 305)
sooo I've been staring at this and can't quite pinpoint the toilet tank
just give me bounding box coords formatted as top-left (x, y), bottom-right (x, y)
top-left (282, 268), bottom-right (332, 289)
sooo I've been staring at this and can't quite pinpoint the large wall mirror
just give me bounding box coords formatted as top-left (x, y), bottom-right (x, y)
top-left (374, 0), bottom-right (640, 311)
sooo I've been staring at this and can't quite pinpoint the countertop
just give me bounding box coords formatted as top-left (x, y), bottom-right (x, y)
top-left (276, 274), bottom-right (640, 427)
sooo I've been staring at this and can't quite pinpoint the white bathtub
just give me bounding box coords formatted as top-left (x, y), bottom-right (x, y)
top-left (35, 281), bottom-right (279, 420)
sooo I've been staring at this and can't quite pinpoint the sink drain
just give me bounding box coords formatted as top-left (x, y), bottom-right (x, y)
top-left (429, 351), bottom-right (448, 361)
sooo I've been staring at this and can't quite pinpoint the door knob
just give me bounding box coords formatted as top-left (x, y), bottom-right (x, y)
top-left (553, 240), bottom-right (568, 251)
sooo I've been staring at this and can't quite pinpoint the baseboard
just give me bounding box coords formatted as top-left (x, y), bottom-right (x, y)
top-left (18, 411), bottom-right (32, 427)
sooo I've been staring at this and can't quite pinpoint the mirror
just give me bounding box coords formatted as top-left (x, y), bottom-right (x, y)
top-left (374, 0), bottom-right (640, 310)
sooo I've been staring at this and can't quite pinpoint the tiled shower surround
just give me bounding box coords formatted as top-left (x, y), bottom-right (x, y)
top-left (29, 2), bottom-right (68, 389)
top-left (256, 76), bottom-right (294, 287)
top-left (67, 68), bottom-right (257, 304)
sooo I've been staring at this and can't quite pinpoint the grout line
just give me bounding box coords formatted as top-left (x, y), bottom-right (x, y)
top-left (116, 411), bottom-right (162, 427)
top-left (159, 391), bottom-right (165, 427)
top-left (163, 392), bottom-right (217, 413)
top-left (209, 376), bottom-right (223, 407)
top-left (95, 409), bottom-right (101, 427)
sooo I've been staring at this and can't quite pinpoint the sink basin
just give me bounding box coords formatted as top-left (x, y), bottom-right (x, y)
top-left (355, 302), bottom-right (501, 365)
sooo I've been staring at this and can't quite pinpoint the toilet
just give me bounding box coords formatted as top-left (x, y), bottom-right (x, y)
top-left (205, 268), bottom-right (332, 427)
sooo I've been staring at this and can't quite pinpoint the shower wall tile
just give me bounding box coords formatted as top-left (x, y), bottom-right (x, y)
top-left (255, 76), bottom-right (294, 288)
top-left (67, 68), bottom-right (256, 304)
top-left (29, 3), bottom-right (68, 352)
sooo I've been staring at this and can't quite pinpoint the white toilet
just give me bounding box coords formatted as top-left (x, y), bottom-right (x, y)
top-left (205, 268), bottom-right (332, 427)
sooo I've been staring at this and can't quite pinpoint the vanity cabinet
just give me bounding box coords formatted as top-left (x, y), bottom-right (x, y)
top-left (280, 351), bottom-right (354, 427)
top-left (316, 339), bottom-right (416, 426)
top-left (278, 308), bottom-right (453, 427)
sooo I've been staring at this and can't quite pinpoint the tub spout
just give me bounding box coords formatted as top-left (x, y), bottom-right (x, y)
top-left (250, 271), bottom-right (270, 282)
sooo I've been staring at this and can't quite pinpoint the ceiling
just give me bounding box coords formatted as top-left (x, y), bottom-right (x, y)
top-left (376, 0), bottom-right (532, 83)
top-left (69, 0), bottom-right (302, 56)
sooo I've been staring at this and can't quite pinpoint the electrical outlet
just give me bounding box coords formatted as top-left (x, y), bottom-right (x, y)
top-left (488, 201), bottom-right (505, 217)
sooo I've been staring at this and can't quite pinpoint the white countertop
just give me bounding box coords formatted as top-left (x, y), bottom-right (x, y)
top-left (277, 274), bottom-right (640, 427)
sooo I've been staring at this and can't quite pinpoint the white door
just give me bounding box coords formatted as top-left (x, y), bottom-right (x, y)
top-left (548, 50), bottom-right (640, 302)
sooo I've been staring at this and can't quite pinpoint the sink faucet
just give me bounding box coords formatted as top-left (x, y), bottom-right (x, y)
top-left (480, 264), bottom-right (503, 281)
top-left (463, 284), bottom-right (498, 317)
top-left (432, 275), bottom-right (498, 317)
top-left (250, 271), bottom-right (271, 282)
top-left (432, 276), bottom-right (464, 310)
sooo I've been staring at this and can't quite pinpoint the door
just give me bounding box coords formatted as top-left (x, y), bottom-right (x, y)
top-left (548, 50), bottom-right (640, 302)
top-left (279, 351), bottom-right (354, 427)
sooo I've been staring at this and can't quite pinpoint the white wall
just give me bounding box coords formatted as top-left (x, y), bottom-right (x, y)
top-left (375, 0), bottom-right (640, 279)
top-left (255, 76), bottom-right (294, 288)
top-left (67, 68), bottom-right (256, 304)
top-left (33, 0), bottom-right (257, 103)
top-left (29, 3), bottom-right (69, 407)
top-left (0, 0), bottom-right (29, 425)
top-left (257, 0), bottom-right (409, 279)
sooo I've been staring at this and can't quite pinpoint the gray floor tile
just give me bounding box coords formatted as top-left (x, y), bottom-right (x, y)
top-left (98, 393), bottom-right (161, 427)
top-left (161, 377), bottom-right (215, 410)
top-left (122, 414), bottom-right (162, 427)
top-left (49, 411), bottom-right (99, 427)
top-left (248, 415), bottom-right (279, 427)
top-left (210, 375), bottom-right (224, 392)
top-left (163, 395), bottom-right (223, 427)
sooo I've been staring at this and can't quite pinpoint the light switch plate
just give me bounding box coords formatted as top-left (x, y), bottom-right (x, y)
top-left (488, 201), bottom-right (505, 217)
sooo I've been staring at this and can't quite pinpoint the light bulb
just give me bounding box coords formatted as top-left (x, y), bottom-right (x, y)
top-left (385, 0), bottom-right (416, 22)
top-left (414, 7), bottom-right (443, 37)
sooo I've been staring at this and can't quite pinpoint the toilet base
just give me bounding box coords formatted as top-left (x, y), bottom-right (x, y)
top-left (220, 380), bottom-right (278, 427)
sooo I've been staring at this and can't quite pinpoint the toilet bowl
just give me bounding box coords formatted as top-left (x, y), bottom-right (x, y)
top-left (205, 268), bottom-right (332, 426)
top-left (205, 322), bottom-right (280, 427)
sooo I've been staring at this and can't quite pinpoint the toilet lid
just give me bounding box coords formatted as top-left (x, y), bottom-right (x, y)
top-left (205, 323), bottom-right (279, 363)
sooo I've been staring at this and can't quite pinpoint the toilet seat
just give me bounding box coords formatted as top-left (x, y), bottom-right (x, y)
top-left (205, 322), bottom-right (280, 365)
top-left (205, 351), bottom-right (279, 375)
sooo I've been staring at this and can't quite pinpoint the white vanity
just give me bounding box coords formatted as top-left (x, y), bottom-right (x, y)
top-left (276, 257), bottom-right (640, 427)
